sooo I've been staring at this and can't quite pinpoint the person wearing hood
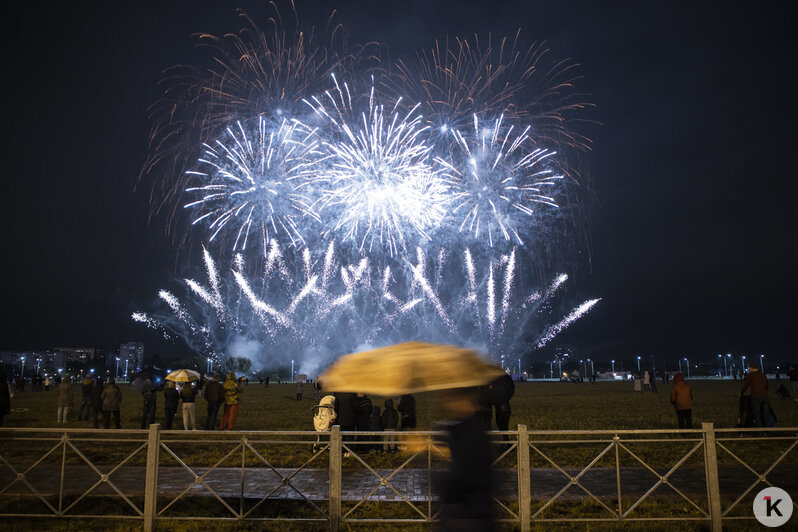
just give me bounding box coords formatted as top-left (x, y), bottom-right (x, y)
top-left (219, 372), bottom-right (241, 430)
top-left (381, 399), bottom-right (399, 452)
top-left (669, 372), bottom-right (693, 429)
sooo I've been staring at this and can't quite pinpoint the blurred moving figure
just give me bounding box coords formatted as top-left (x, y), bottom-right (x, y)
top-left (433, 388), bottom-right (494, 532)
top-left (398, 394), bottom-right (416, 429)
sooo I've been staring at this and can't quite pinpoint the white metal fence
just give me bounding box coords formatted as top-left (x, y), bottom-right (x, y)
top-left (0, 424), bottom-right (796, 530)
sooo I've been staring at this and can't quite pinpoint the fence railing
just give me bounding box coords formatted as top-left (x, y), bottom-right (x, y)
top-left (1, 424), bottom-right (796, 531)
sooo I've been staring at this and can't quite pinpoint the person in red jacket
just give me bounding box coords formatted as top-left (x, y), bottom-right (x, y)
top-left (669, 372), bottom-right (693, 429)
top-left (740, 364), bottom-right (770, 428)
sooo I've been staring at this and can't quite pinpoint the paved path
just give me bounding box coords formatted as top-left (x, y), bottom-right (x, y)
top-left (2, 465), bottom-right (796, 502)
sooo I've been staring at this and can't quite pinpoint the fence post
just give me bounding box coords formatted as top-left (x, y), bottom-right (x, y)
top-left (143, 423), bottom-right (160, 532)
top-left (702, 422), bottom-right (722, 532)
top-left (329, 425), bottom-right (342, 532)
top-left (517, 424), bottom-right (531, 532)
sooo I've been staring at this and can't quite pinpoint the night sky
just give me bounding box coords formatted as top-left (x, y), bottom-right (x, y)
top-left (3, 1), bottom-right (796, 365)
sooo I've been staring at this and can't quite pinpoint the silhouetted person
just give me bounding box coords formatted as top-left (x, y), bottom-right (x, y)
top-left (398, 394), bottom-right (417, 429)
top-left (334, 392), bottom-right (357, 431)
top-left (740, 364), bottom-right (770, 428)
top-left (101, 378), bottom-right (122, 429)
top-left (78, 377), bottom-right (93, 421)
top-left (491, 374), bottom-right (515, 438)
top-left (163, 381), bottom-right (179, 429)
top-left (670, 373), bottom-right (693, 429)
top-left (140, 379), bottom-right (156, 429)
top-left (203, 374), bottom-right (224, 430)
top-left (382, 399), bottom-right (399, 452)
top-left (56, 377), bottom-right (73, 423)
top-left (90, 378), bottom-right (104, 428)
top-left (0, 374), bottom-right (12, 426)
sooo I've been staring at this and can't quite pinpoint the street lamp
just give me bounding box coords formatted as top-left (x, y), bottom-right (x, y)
top-left (759, 354), bottom-right (764, 372)
top-left (20, 356), bottom-right (26, 378)
top-left (517, 359), bottom-right (521, 375)
top-left (549, 361), bottom-right (553, 379)
top-left (741, 355), bottom-right (746, 373)
top-left (636, 356), bottom-right (641, 371)
top-left (36, 358), bottom-right (41, 375)
top-left (124, 359), bottom-right (129, 381)
top-left (684, 357), bottom-right (690, 379)
top-left (291, 359), bottom-right (295, 381)
top-left (611, 360), bottom-right (615, 373)
top-left (115, 357), bottom-right (120, 379)
top-left (588, 358), bottom-right (594, 375)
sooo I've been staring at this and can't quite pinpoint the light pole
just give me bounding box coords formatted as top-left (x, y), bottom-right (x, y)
top-left (207, 358), bottom-right (211, 373)
top-left (636, 356), bottom-right (641, 371)
top-left (611, 360), bottom-right (615, 373)
top-left (742, 355), bottom-right (746, 373)
top-left (20, 356), bottom-right (26, 378)
top-left (124, 359), bottom-right (129, 382)
top-left (678, 358), bottom-right (682, 373)
top-left (726, 354), bottom-right (732, 378)
top-left (759, 354), bottom-right (764, 372)
top-left (36, 358), bottom-right (41, 375)
top-left (549, 361), bottom-right (553, 379)
top-left (517, 359), bottom-right (521, 375)
top-left (721, 354), bottom-right (728, 377)
top-left (291, 359), bottom-right (295, 381)
top-left (115, 357), bottom-right (120, 379)
top-left (684, 357), bottom-right (690, 379)
top-left (588, 358), bottom-right (594, 375)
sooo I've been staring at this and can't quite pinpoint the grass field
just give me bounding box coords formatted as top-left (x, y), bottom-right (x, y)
top-left (4, 378), bottom-right (798, 431)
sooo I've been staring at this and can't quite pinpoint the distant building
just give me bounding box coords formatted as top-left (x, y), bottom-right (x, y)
top-left (118, 342), bottom-right (144, 379)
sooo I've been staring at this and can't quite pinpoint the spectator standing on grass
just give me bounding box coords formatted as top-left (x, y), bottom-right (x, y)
top-left (56, 377), bottom-right (73, 423)
top-left (643, 371), bottom-right (651, 392)
top-left (650, 372), bottom-right (658, 393)
top-left (78, 376), bottom-right (93, 421)
top-left (740, 364), bottom-right (771, 428)
top-left (90, 378), bottom-right (104, 428)
top-left (180, 381), bottom-right (199, 430)
top-left (296, 379), bottom-right (304, 401)
top-left (163, 381), bottom-right (179, 430)
top-left (669, 372), bottom-right (693, 429)
top-left (491, 374), bottom-right (515, 439)
top-left (382, 399), bottom-right (399, 452)
top-left (633, 373), bottom-right (642, 392)
top-left (219, 372), bottom-right (241, 430)
top-left (140, 380), bottom-right (156, 429)
top-left (314, 379), bottom-right (322, 401)
top-left (0, 374), bottom-right (13, 427)
top-left (101, 378), bottom-right (122, 429)
top-left (788, 366), bottom-right (798, 400)
top-left (398, 394), bottom-right (417, 430)
top-left (334, 392), bottom-right (357, 431)
top-left (355, 393), bottom-right (373, 450)
top-left (203, 374), bottom-right (224, 430)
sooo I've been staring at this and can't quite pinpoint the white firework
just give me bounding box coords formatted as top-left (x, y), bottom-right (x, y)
top-left (436, 113), bottom-right (564, 246)
top-left (183, 116), bottom-right (322, 252)
top-left (303, 75), bottom-right (451, 255)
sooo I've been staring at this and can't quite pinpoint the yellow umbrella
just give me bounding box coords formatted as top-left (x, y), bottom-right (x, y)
top-left (165, 369), bottom-right (201, 382)
top-left (319, 342), bottom-right (506, 395)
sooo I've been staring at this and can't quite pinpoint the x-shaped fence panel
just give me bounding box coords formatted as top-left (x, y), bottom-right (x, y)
top-left (0, 429), bottom-right (148, 519)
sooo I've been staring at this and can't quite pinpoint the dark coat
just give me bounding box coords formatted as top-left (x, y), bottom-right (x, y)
top-left (433, 414), bottom-right (494, 529)
top-left (101, 384), bottom-right (122, 411)
top-left (164, 387), bottom-right (180, 410)
top-left (381, 399), bottom-right (399, 430)
top-left (740, 370), bottom-right (768, 398)
top-left (369, 406), bottom-right (382, 431)
top-left (355, 395), bottom-right (373, 431)
top-left (204, 381), bottom-right (224, 403)
top-left (398, 394), bottom-right (416, 417)
top-left (90, 383), bottom-right (103, 409)
top-left (334, 392), bottom-right (357, 428)
top-left (180, 385), bottom-right (198, 404)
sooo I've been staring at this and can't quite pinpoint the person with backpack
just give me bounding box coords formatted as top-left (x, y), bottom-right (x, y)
top-left (381, 399), bottom-right (399, 452)
top-left (670, 373), bottom-right (693, 429)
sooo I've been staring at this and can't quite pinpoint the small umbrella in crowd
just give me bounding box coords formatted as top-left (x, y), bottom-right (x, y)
top-left (165, 369), bottom-right (201, 383)
top-left (129, 367), bottom-right (167, 393)
top-left (319, 341), bottom-right (505, 395)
